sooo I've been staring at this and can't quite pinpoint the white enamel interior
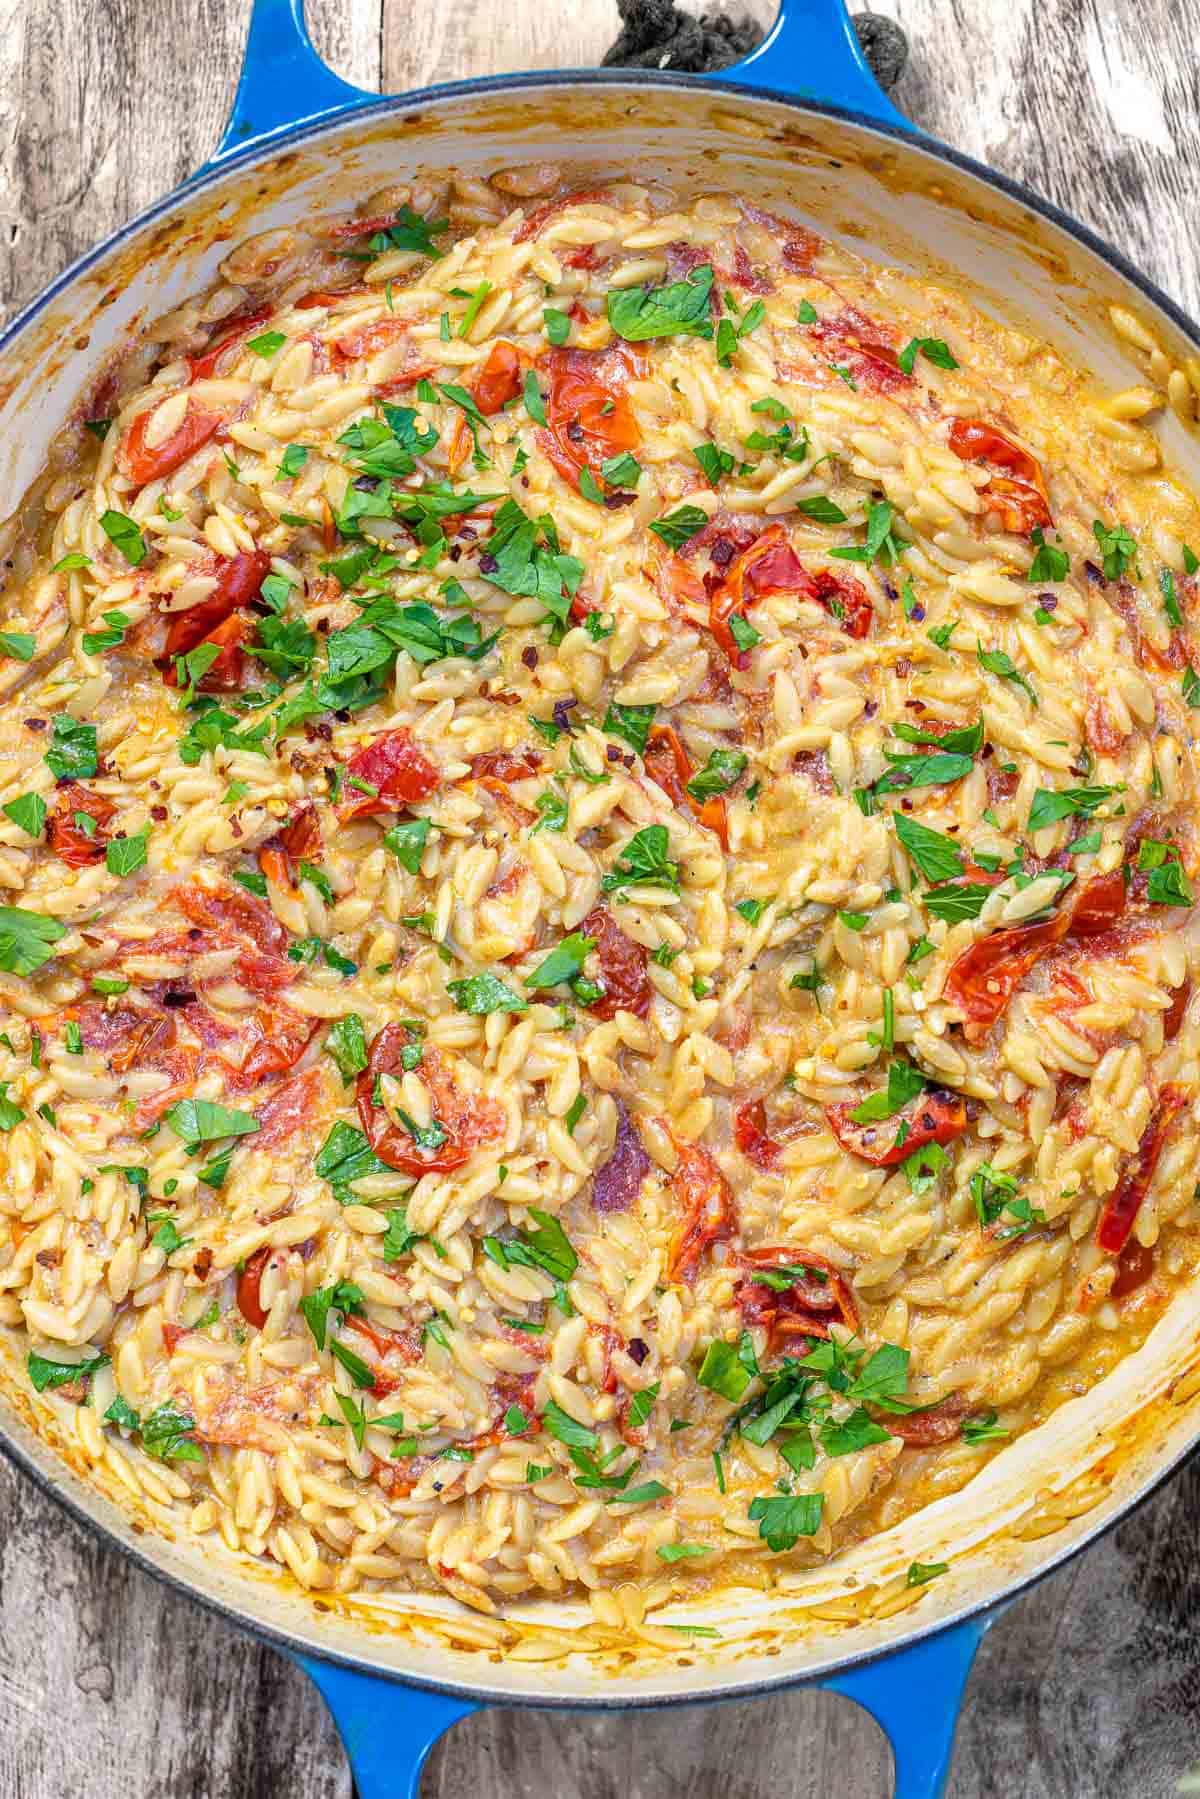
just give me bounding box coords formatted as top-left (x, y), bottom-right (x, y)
top-left (3, 77), bottom-right (1200, 1704)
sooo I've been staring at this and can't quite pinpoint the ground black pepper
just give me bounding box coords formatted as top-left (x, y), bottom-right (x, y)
top-left (602, 0), bottom-right (907, 89)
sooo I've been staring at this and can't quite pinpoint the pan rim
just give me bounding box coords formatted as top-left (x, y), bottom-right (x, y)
top-left (2, 62), bottom-right (1199, 1705)
top-left (4, 68), bottom-right (1200, 366)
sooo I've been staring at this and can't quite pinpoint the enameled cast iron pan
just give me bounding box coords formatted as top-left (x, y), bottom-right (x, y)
top-left (4, 5), bottom-right (1200, 1794)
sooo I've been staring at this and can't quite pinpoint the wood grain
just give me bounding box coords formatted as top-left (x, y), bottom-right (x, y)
top-left (3, 4), bottom-right (1200, 1795)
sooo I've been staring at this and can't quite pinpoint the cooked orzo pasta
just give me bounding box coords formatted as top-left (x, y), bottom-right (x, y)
top-left (1, 166), bottom-right (1198, 1616)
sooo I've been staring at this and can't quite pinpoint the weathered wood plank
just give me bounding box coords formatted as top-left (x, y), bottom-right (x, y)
top-left (3, 4), bottom-right (1200, 1797)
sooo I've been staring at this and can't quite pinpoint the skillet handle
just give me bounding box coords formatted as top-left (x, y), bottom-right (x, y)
top-left (212, 0), bottom-right (377, 166)
top-left (300, 1655), bottom-right (477, 1799)
top-left (819, 1613), bottom-right (993, 1798)
top-left (714, 0), bottom-right (908, 131)
top-left (212, 0), bottom-right (909, 172)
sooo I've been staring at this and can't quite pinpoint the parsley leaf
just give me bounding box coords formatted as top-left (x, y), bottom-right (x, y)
top-left (314, 1121), bottom-right (390, 1202)
top-left (543, 1399), bottom-right (599, 1450)
top-left (325, 1014), bottom-right (368, 1082)
top-left (697, 1340), bottom-right (753, 1402)
top-left (163, 1098), bottom-right (259, 1153)
top-left (1028, 786), bottom-right (1118, 831)
top-left (1146, 855), bottom-right (1194, 907)
top-left (45, 716), bottom-right (98, 781)
top-left (105, 832), bottom-right (149, 878)
top-left (893, 814), bottom-right (965, 884)
top-left (139, 1402), bottom-right (204, 1463)
top-left (3, 793), bottom-right (46, 838)
top-left (446, 972), bottom-right (528, 1014)
top-left (99, 510), bottom-right (146, 567)
top-left (603, 701), bottom-right (656, 754)
top-left (544, 307), bottom-right (571, 345)
top-left (0, 905), bottom-right (67, 976)
top-left (383, 817), bottom-right (431, 874)
top-left (922, 883), bottom-right (995, 923)
top-left (477, 500), bottom-right (584, 639)
top-left (686, 749), bottom-right (747, 800)
top-left (649, 506), bottom-right (708, 552)
top-left (1093, 519), bottom-right (1138, 583)
top-left (907, 1560), bottom-right (949, 1587)
top-left (525, 933), bottom-right (595, 991)
top-left (299, 1279), bottom-right (365, 1351)
top-left (606, 265), bottom-right (715, 342)
top-left (977, 645), bottom-right (1038, 708)
top-left (601, 824), bottom-right (680, 896)
top-left (897, 336), bottom-right (958, 375)
top-left (27, 1348), bottom-right (109, 1393)
top-left (890, 718), bottom-right (983, 755)
top-left (1028, 528), bottom-right (1069, 584)
top-left (748, 1492), bottom-right (823, 1550)
top-left (849, 1060), bottom-right (925, 1124)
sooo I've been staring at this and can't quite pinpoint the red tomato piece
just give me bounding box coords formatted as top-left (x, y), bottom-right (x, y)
top-left (66, 999), bottom-right (181, 1079)
top-left (643, 724), bottom-right (691, 806)
top-left (512, 188), bottom-right (615, 243)
top-left (1096, 1084), bottom-right (1189, 1255)
top-left (536, 342), bottom-right (642, 491)
top-left (1164, 978), bottom-right (1191, 1041)
top-left (886, 1393), bottom-right (968, 1446)
top-left (356, 1030), bottom-right (503, 1175)
top-left (162, 551), bottom-right (271, 660)
top-left (944, 870), bottom-right (1128, 1045)
top-left (109, 1012), bottom-right (181, 1078)
top-left (667, 1134), bottom-right (738, 1281)
top-left (237, 1246), bottom-right (271, 1329)
top-left (740, 202), bottom-right (824, 273)
top-left (323, 211), bottom-right (408, 242)
top-left (132, 1074), bottom-right (200, 1131)
top-left (734, 1099), bottom-right (781, 1170)
top-left (118, 402), bottom-right (222, 488)
top-left (147, 898), bottom-right (294, 998)
top-left (339, 728), bottom-right (439, 819)
top-left (163, 610), bottom-right (253, 691)
top-left (1111, 1239), bottom-right (1156, 1299)
top-left (826, 1088), bottom-right (968, 1167)
top-left (255, 1065), bottom-right (327, 1149)
top-left (467, 748), bottom-right (543, 783)
top-left (224, 1003), bottom-right (319, 1092)
top-left (642, 725), bottom-right (731, 847)
top-left (809, 568), bottom-right (874, 639)
top-left (943, 913), bottom-right (1069, 1047)
top-left (807, 307), bottom-right (911, 393)
top-left (472, 340), bottom-right (523, 415)
top-left (259, 802), bottom-right (322, 889)
top-left (69, 999), bottom-right (154, 1054)
top-left (947, 417), bottom-right (1052, 534)
top-left (46, 783), bottom-right (118, 867)
top-left (187, 304), bottom-right (274, 381)
top-left (735, 1244), bottom-right (858, 1349)
top-left (579, 905), bottom-right (651, 1021)
top-left (708, 524), bottom-right (818, 665)
top-left (342, 1313), bottom-right (423, 1396)
top-left (1085, 695), bottom-right (1128, 756)
top-left (377, 365), bottom-right (438, 397)
top-left (292, 285), bottom-right (366, 309)
top-left (329, 316), bottom-right (413, 368)
top-left (1068, 869), bottom-right (1127, 936)
top-left (173, 879), bottom-right (291, 960)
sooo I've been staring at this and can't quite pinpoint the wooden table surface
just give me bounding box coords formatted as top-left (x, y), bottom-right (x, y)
top-left (3, 1), bottom-right (1200, 1793)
